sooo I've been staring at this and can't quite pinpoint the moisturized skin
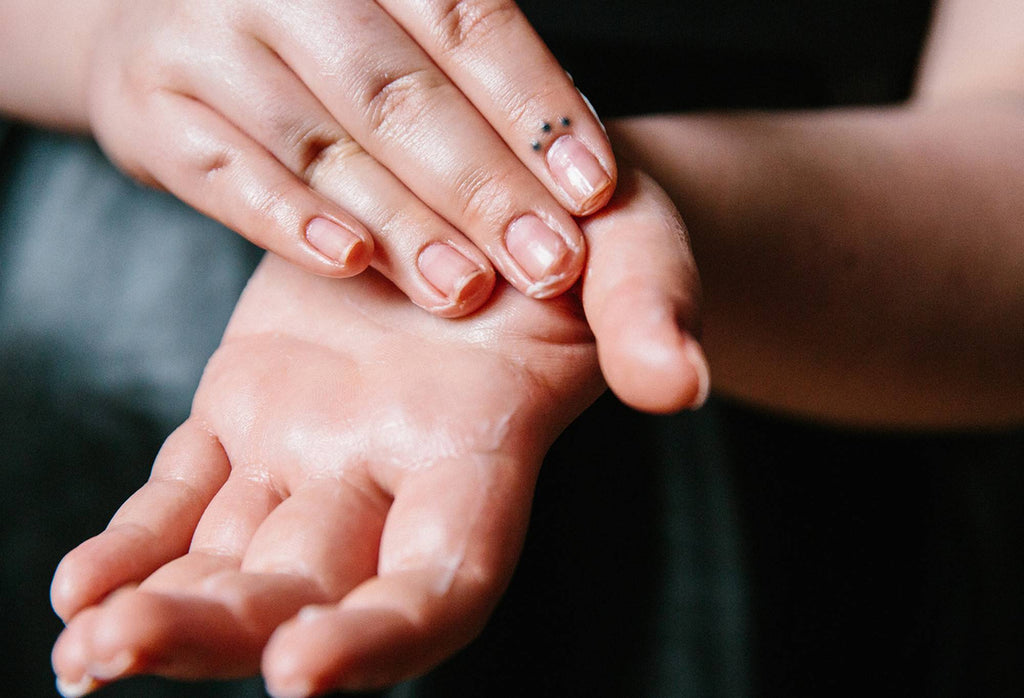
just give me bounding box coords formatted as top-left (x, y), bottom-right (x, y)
top-left (50, 171), bottom-right (707, 697)
top-left (0, 0), bottom-right (617, 315)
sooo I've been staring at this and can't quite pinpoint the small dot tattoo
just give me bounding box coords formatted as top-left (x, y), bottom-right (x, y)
top-left (531, 140), bottom-right (541, 152)
top-left (560, 116), bottom-right (571, 127)
top-left (541, 121), bottom-right (552, 133)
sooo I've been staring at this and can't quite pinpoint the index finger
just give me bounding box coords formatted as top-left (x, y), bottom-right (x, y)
top-left (380, 0), bottom-right (617, 216)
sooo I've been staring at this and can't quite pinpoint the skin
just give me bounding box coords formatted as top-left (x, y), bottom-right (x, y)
top-left (0, 0), bottom-right (617, 315)
top-left (607, 0), bottom-right (1024, 428)
top-left (46, 0), bottom-right (1024, 693)
top-left (50, 170), bottom-right (706, 697)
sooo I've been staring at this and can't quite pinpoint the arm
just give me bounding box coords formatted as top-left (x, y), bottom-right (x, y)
top-left (609, 0), bottom-right (1024, 428)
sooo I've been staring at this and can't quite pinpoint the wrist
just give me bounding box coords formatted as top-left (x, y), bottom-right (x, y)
top-left (605, 115), bottom-right (752, 257)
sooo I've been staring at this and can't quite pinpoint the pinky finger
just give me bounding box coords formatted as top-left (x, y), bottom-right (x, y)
top-left (126, 91), bottom-right (374, 277)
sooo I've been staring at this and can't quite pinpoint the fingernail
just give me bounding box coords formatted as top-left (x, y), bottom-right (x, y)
top-left (418, 243), bottom-right (490, 304)
top-left (88, 650), bottom-right (134, 680)
top-left (296, 604), bottom-right (331, 624)
top-left (683, 337), bottom-right (711, 409)
top-left (578, 89), bottom-right (608, 135)
top-left (56, 674), bottom-right (100, 698)
top-left (546, 135), bottom-right (612, 214)
top-left (305, 217), bottom-right (365, 266)
top-left (266, 678), bottom-right (317, 698)
top-left (505, 215), bottom-right (575, 290)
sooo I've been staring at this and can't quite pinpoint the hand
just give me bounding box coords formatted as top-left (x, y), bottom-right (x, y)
top-left (84, 0), bottom-right (616, 316)
top-left (50, 170), bottom-right (704, 696)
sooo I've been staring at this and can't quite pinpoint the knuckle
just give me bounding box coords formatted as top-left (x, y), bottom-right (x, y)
top-left (283, 121), bottom-right (339, 174)
top-left (297, 133), bottom-right (365, 187)
top-left (190, 139), bottom-right (237, 182)
top-left (198, 148), bottom-right (296, 233)
top-left (164, 106), bottom-right (240, 182)
top-left (451, 166), bottom-right (515, 227)
top-left (431, 0), bottom-right (520, 55)
top-left (282, 116), bottom-right (356, 174)
top-left (359, 67), bottom-right (449, 142)
top-left (503, 82), bottom-right (561, 133)
top-left (247, 178), bottom-right (300, 230)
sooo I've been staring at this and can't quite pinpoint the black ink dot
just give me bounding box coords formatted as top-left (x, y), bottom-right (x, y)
top-left (531, 141), bottom-right (541, 151)
top-left (541, 122), bottom-right (552, 133)
top-left (560, 117), bottom-right (571, 127)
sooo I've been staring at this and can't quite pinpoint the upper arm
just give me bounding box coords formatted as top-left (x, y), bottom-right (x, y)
top-left (914, 0), bottom-right (1024, 102)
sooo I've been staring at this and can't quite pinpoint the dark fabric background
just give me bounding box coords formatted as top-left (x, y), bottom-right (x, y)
top-left (3, 1), bottom-right (1021, 696)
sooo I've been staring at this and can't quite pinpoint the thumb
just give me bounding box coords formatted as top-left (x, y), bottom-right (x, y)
top-left (579, 169), bottom-right (709, 413)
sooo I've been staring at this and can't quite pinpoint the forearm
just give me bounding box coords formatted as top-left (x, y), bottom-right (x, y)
top-left (608, 103), bottom-right (1024, 428)
top-left (0, 0), bottom-right (108, 129)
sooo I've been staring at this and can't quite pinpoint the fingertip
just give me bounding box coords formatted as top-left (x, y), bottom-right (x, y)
top-left (504, 214), bottom-right (587, 300)
top-left (601, 338), bottom-right (706, 415)
top-left (545, 134), bottom-right (616, 217)
top-left (595, 296), bottom-right (709, 414)
top-left (450, 266), bottom-right (496, 312)
top-left (264, 581), bottom-right (477, 695)
top-left (52, 622), bottom-right (84, 680)
top-left (569, 85), bottom-right (619, 216)
top-left (262, 647), bottom-right (319, 698)
top-left (80, 590), bottom-right (147, 675)
top-left (50, 542), bottom-right (106, 623)
top-left (262, 609), bottom-right (355, 697)
top-left (52, 608), bottom-right (105, 696)
top-left (416, 243), bottom-right (496, 318)
top-left (55, 673), bottom-right (101, 698)
top-left (61, 589), bottom-right (183, 684)
top-left (304, 216), bottom-right (374, 277)
top-left (50, 556), bottom-right (80, 624)
top-left (573, 174), bottom-right (615, 218)
top-left (682, 334), bottom-right (712, 411)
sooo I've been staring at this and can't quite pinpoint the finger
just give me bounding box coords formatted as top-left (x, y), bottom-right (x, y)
top-left (240, 478), bottom-right (388, 598)
top-left (381, 0), bottom-right (617, 214)
top-left (258, 5), bottom-right (588, 299)
top-left (189, 41), bottom-right (495, 316)
top-left (52, 449), bottom-right (288, 688)
top-left (52, 575), bottom-right (325, 686)
top-left (263, 572), bottom-right (488, 696)
top-left (50, 420), bottom-right (230, 622)
top-left (122, 477), bottom-right (388, 675)
top-left (188, 470), bottom-right (284, 558)
top-left (103, 89), bottom-right (374, 279)
top-left (580, 170), bottom-right (710, 413)
top-left (54, 479), bottom-right (391, 687)
top-left (263, 456), bottom-right (536, 694)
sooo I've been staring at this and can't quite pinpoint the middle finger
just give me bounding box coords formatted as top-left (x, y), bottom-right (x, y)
top-left (188, 38), bottom-right (497, 315)
top-left (254, 0), bottom-right (588, 298)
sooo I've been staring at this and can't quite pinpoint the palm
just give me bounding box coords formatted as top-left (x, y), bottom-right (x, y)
top-left (51, 170), bottom-right (704, 696)
top-left (52, 256), bottom-right (603, 695)
top-left (204, 255), bottom-right (603, 484)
